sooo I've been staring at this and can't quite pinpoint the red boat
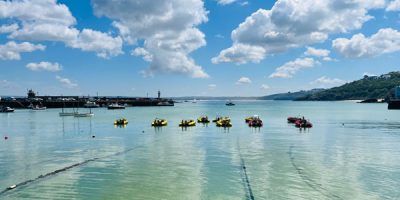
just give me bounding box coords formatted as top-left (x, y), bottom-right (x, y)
top-left (295, 120), bottom-right (313, 128)
top-left (248, 118), bottom-right (263, 127)
top-left (287, 117), bottom-right (301, 123)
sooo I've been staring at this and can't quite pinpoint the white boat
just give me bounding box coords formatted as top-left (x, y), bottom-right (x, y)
top-left (30, 104), bottom-right (46, 110)
top-left (107, 103), bottom-right (125, 110)
top-left (157, 101), bottom-right (174, 106)
top-left (0, 106), bottom-right (14, 113)
top-left (84, 101), bottom-right (99, 108)
top-left (192, 99), bottom-right (197, 103)
top-left (74, 112), bottom-right (94, 117)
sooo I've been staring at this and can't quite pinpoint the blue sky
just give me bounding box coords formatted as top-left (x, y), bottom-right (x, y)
top-left (1, 0), bottom-right (400, 97)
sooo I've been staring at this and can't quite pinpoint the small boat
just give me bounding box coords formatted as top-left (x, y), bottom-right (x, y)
top-left (295, 119), bottom-right (313, 128)
top-left (59, 112), bottom-right (77, 117)
top-left (216, 119), bottom-right (232, 127)
top-left (152, 118), bottom-right (168, 126)
top-left (114, 118), bottom-right (128, 125)
top-left (197, 116), bottom-right (210, 123)
top-left (245, 115), bottom-right (259, 123)
top-left (179, 120), bottom-right (196, 127)
top-left (157, 101), bottom-right (174, 106)
top-left (84, 101), bottom-right (100, 108)
top-left (74, 112), bottom-right (94, 117)
top-left (30, 104), bottom-right (46, 110)
top-left (108, 103), bottom-right (125, 110)
top-left (287, 117), bottom-right (301, 123)
top-left (0, 106), bottom-right (14, 113)
top-left (248, 118), bottom-right (263, 127)
top-left (213, 116), bottom-right (230, 123)
top-left (226, 101), bottom-right (235, 106)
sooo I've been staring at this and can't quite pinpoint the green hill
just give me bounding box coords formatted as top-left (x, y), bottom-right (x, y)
top-left (296, 71), bottom-right (400, 101)
top-left (259, 89), bottom-right (324, 100)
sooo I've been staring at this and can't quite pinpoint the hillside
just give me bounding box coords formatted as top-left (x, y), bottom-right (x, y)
top-left (296, 71), bottom-right (400, 101)
top-left (259, 89), bottom-right (324, 100)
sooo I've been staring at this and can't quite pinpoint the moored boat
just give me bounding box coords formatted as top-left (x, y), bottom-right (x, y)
top-left (287, 117), bottom-right (301, 123)
top-left (114, 118), bottom-right (128, 125)
top-left (84, 101), bottom-right (100, 108)
top-left (197, 116), bottom-right (210, 123)
top-left (179, 119), bottom-right (196, 127)
top-left (216, 118), bottom-right (232, 127)
top-left (0, 106), bottom-right (14, 113)
top-left (152, 118), bottom-right (168, 126)
top-left (295, 119), bottom-right (313, 128)
top-left (108, 103), bottom-right (125, 110)
top-left (74, 112), bottom-right (94, 117)
top-left (226, 101), bottom-right (235, 106)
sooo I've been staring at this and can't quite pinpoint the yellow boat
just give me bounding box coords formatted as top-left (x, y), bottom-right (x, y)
top-left (197, 116), bottom-right (210, 123)
top-left (216, 119), bottom-right (232, 127)
top-left (179, 120), bottom-right (196, 127)
top-left (152, 119), bottom-right (168, 126)
top-left (114, 118), bottom-right (128, 125)
top-left (213, 116), bottom-right (230, 123)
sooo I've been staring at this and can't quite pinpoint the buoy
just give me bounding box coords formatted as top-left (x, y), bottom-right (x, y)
top-left (4, 136), bottom-right (8, 140)
top-left (142, 130), bottom-right (145, 133)
top-left (92, 135), bottom-right (95, 138)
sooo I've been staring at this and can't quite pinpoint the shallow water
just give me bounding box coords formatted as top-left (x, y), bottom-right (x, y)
top-left (0, 101), bottom-right (399, 199)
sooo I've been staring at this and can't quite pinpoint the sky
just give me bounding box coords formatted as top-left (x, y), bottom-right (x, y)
top-left (1, 0), bottom-right (400, 97)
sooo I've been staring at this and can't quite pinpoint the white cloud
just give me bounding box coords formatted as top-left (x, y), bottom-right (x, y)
top-left (333, 28), bottom-right (400, 58)
top-left (26, 62), bottom-right (62, 72)
top-left (304, 47), bottom-right (330, 57)
top-left (215, 34), bottom-right (224, 39)
top-left (311, 76), bottom-right (346, 87)
top-left (240, 1), bottom-right (249, 6)
top-left (270, 57), bottom-right (318, 78)
top-left (387, 0), bottom-right (400, 11)
top-left (0, 24), bottom-right (18, 33)
top-left (217, 0), bottom-right (237, 5)
top-left (0, 41), bottom-right (45, 60)
top-left (213, 0), bottom-right (384, 64)
top-left (236, 77), bottom-right (252, 84)
top-left (56, 76), bottom-right (78, 89)
top-left (208, 84), bottom-right (217, 89)
top-left (0, 0), bottom-right (122, 58)
top-left (261, 84), bottom-right (270, 90)
top-left (92, 0), bottom-right (209, 78)
top-left (211, 44), bottom-right (266, 64)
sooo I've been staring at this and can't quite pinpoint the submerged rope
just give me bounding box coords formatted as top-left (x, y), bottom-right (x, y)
top-left (237, 140), bottom-right (255, 200)
top-left (288, 145), bottom-right (343, 200)
top-left (0, 137), bottom-right (160, 197)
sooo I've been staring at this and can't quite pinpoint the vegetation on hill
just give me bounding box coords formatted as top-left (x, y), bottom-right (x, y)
top-left (296, 72), bottom-right (400, 101)
top-left (259, 89), bottom-right (324, 100)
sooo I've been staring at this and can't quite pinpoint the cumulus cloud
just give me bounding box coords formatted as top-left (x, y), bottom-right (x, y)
top-left (0, 24), bottom-right (19, 34)
top-left (0, 41), bottom-right (45, 60)
top-left (270, 57), bottom-right (319, 78)
top-left (217, 0), bottom-right (237, 5)
top-left (387, 0), bottom-right (400, 11)
top-left (213, 0), bottom-right (384, 64)
top-left (26, 62), bottom-right (62, 72)
top-left (333, 28), bottom-right (400, 58)
top-left (261, 84), bottom-right (270, 90)
top-left (92, 0), bottom-right (209, 78)
top-left (304, 47), bottom-right (330, 57)
top-left (56, 76), bottom-right (78, 89)
top-left (0, 0), bottom-right (122, 58)
top-left (311, 76), bottom-right (346, 87)
top-left (236, 77), bottom-right (252, 84)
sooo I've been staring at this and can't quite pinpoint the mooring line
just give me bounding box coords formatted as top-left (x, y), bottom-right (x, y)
top-left (288, 145), bottom-right (343, 200)
top-left (0, 136), bottom-right (163, 197)
top-left (237, 140), bottom-right (255, 200)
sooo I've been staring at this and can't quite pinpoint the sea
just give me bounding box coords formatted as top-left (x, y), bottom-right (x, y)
top-left (1, 100), bottom-right (399, 199)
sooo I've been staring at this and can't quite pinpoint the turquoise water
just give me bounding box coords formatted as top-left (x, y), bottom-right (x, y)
top-left (1, 101), bottom-right (400, 199)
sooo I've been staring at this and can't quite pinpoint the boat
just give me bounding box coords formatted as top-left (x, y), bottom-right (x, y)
top-left (216, 118), bottom-right (232, 127)
top-left (30, 104), bottom-right (46, 110)
top-left (84, 101), bottom-right (100, 108)
top-left (197, 116), bottom-right (210, 123)
top-left (248, 118), bottom-right (263, 127)
top-left (74, 112), bottom-right (94, 117)
top-left (108, 103), bottom-right (125, 110)
top-left (179, 119), bottom-right (196, 127)
top-left (245, 115), bottom-right (259, 123)
top-left (151, 118), bottom-right (168, 126)
top-left (295, 119), bottom-right (313, 128)
top-left (157, 101), bottom-right (174, 106)
top-left (192, 99), bottom-right (197, 103)
top-left (213, 116), bottom-right (230, 123)
top-left (114, 118), bottom-right (128, 125)
top-left (0, 106), bottom-right (14, 113)
top-left (287, 117), bottom-right (301, 123)
top-left (225, 101), bottom-right (235, 106)
top-left (59, 101), bottom-right (77, 116)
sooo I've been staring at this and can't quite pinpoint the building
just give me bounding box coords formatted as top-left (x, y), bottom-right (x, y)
top-left (396, 86), bottom-right (400, 99)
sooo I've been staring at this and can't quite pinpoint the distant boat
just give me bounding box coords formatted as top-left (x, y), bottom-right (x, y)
top-left (84, 101), bottom-right (100, 108)
top-left (74, 112), bottom-right (94, 117)
top-left (0, 106), bottom-right (14, 113)
top-left (108, 103), bottom-right (125, 110)
top-left (225, 101), bottom-right (235, 106)
top-left (192, 99), bottom-right (197, 103)
top-left (157, 101), bottom-right (174, 106)
top-left (59, 99), bottom-right (77, 116)
top-left (29, 104), bottom-right (46, 110)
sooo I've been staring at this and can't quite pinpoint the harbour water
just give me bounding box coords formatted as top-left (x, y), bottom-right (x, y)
top-left (1, 101), bottom-right (400, 199)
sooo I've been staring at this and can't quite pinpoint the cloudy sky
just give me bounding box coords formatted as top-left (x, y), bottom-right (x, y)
top-left (1, 0), bottom-right (400, 97)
